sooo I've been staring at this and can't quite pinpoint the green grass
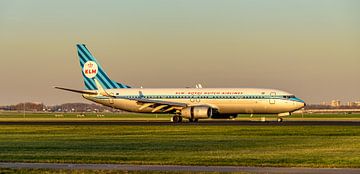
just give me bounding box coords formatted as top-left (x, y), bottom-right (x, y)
top-left (0, 169), bottom-right (230, 174)
top-left (0, 111), bottom-right (171, 119)
top-left (0, 168), bottom-right (229, 174)
top-left (0, 125), bottom-right (359, 168)
top-left (2, 111), bottom-right (360, 120)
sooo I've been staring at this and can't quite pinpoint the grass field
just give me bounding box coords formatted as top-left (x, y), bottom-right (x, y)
top-left (0, 168), bottom-right (223, 174)
top-left (1, 111), bottom-right (360, 121)
top-left (0, 124), bottom-right (359, 168)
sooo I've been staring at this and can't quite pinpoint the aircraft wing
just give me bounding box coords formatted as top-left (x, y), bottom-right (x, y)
top-left (116, 96), bottom-right (187, 113)
top-left (124, 97), bottom-right (187, 107)
top-left (54, 87), bottom-right (98, 95)
top-left (94, 78), bottom-right (187, 113)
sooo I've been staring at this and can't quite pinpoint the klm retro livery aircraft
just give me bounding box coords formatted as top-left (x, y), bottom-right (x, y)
top-left (55, 44), bottom-right (306, 122)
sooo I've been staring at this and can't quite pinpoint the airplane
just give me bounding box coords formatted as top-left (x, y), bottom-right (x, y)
top-left (55, 44), bottom-right (306, 122)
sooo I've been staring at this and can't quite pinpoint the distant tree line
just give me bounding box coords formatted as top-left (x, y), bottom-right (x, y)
top-left (0, 102), bottom-right (120, 112)
top-left (305, 104), bottom-right (360, 109)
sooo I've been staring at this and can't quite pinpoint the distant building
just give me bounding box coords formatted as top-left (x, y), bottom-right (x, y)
top-left (331, 100), bottom-right (341, 107)
top-left (320, 102), bottom-right (328, 106)
top-left (348, 102), bottom-right (357, 107)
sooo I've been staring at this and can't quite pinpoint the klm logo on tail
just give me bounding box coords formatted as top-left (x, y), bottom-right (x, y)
top-left (83, 61), bottom-right (98, 78)
top-left (77, 44), bottom-right (131, 90)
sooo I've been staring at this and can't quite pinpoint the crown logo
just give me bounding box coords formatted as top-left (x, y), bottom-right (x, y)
top-left (87, 62), bottom-right (93, 68)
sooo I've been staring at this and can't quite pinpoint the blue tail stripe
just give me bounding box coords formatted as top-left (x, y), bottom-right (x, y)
top-left (82, 71), bottom-right (96, 89)
top-left (84, 80), bottom-right (93, 90)
top-left (95, 75), bottom-right (111, 89)
top-left (77, 48), bottom-right (114, 89)
top-left (83, 78), bottom-right (94, 90)
top-left (85, 78), bottom-right (96, 90)
top-left (97, 68), bottom-right (117, 88)
top-left (95, 70), bottom-right (113, 89)
top-left (118, 83), bottom-right (125, 88)
top-left (78, 54), bottom-right (86, 68)
top-left (93, 69), bottom-right (112, 89)
top-left (79, 56), bottom-right (85, 66)
top-left (80, 45), bottom-right (95, 58)
top-left (78, 45), bottom-right (93, 62)
top-left (76, 44), bottom-right (131, 89)
top-left (78, 51), bottom-right (87, 63)
top-left (78, 46), bottom-right (117, 89)
top-left (82, 72), bottom-right (97, 89)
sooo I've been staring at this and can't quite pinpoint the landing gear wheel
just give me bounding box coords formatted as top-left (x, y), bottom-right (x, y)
top-left (178, 116), bottom-right (183, 122)
top-left (277, 117), bottom-right (283, 122)
top-left (172, 116), bottom-right (182, 123)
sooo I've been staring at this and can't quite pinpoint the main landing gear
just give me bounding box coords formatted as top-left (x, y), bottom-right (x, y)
top-left (188, 118), bottom-right (199, 122)
top-left (172, 115), bottom-right (183, 123)
top-left (171, 116), bottom-right (199, 123)
top-left (277, 117), bottom-right (283, 122)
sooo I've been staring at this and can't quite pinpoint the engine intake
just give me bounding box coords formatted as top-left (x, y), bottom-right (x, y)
top-left (181, 106), bottom-right (213, 119)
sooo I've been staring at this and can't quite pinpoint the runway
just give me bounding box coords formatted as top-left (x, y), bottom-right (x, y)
top-left (1, 162), bottom-right (359, 173)
top-left (0, 120), bottom-right (360, 126)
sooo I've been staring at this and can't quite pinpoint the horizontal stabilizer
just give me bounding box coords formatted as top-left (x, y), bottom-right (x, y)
top-left (54, 87), bottom-right (97, 95)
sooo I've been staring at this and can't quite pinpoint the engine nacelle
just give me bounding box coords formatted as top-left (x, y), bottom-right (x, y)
top-left (181, 106), bottom-right (213, 119)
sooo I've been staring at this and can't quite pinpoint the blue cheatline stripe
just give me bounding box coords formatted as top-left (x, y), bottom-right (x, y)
top-left (77, 48), bottom-right (113, 89)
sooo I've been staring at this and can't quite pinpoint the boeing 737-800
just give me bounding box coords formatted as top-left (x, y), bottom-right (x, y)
top-left (55, 44), bottom-right (306, 122)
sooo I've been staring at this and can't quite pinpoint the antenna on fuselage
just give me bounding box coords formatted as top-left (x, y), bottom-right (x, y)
top-left (195, 84), bottom-right (203, 88)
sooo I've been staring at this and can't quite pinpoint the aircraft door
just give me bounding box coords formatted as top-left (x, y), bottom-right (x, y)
top-left (269, 92), bottom-right (276, 104)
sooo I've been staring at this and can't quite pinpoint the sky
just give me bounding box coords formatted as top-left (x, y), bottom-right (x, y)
top-left (0, 0), bottom-right (359, 105)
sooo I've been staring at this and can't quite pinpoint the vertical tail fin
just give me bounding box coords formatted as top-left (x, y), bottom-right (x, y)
top-left (77, 44), bottom-right (131, 90)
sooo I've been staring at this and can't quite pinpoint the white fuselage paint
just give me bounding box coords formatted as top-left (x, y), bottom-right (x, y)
top-left (83, 88), bottom-right (305, 115)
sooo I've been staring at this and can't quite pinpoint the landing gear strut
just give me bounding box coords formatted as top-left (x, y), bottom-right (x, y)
top-left (277, 117), bottom-right (283, 122)
top-left (189, 118), bottom-right (199, 122)
top-left (172, 115), bottom-right (182, 123)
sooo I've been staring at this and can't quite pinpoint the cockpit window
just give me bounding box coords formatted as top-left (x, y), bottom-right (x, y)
top-left (283, 95), bottom-right (296, 99)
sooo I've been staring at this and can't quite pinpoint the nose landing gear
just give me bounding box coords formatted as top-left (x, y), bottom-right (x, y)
top-left (277, 117), bottom-right (283, 122)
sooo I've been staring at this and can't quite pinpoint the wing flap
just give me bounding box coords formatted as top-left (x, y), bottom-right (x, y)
top-left (125, 97), bottom-right (187, 107)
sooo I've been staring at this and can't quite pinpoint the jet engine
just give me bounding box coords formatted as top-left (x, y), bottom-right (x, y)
top-left (180, 106), bottom-right (213, 119)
